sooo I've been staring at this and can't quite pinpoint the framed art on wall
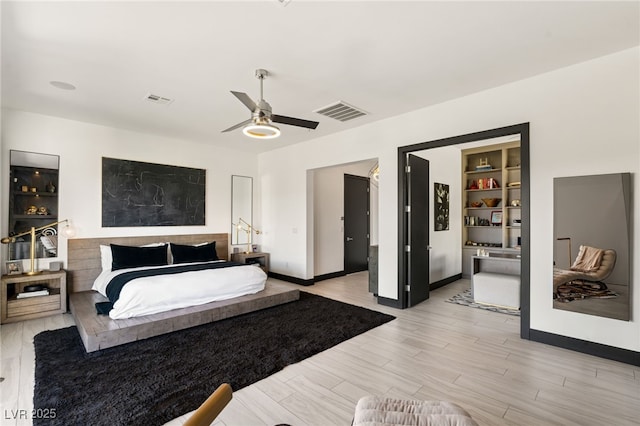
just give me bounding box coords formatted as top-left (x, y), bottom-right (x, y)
top-left (434, 182), bottom-right (449, 231)
top-left (102, 157), bottom-right (206, 227)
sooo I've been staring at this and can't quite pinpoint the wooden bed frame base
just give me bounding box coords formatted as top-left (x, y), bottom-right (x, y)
top-left (67, 234), bottom-right (299, 352)
top-left (70, 282), bottom-right (299, 352)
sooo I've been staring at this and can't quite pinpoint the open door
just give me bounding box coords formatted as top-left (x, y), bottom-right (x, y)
top-left (407, 154), bottom-right (430, 307)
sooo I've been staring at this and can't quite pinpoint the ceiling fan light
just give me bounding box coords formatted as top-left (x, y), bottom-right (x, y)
top-left (242, 123), bottom-right (281, 139)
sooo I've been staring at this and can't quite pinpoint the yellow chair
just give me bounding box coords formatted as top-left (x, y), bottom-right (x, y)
top-left (183, 383), bottom-right (233, 426)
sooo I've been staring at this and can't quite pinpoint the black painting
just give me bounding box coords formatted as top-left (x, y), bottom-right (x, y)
top-left (434, 182), bottom-right (449, 231)
top-left (102, 157), bottom-right (205, 227)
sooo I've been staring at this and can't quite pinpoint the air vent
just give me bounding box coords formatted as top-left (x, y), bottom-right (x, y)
top-left (314, 101), bottom-right (367, 122)
top-left (144, 93), bottom-right (174, 105)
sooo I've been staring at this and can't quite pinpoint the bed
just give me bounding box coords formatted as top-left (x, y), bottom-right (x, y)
top-left (67, 233), bottom-right (299, 352)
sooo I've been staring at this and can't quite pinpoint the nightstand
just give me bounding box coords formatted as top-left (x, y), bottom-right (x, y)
top-left (1, 270), bottom-right (67, 324)
top-left (231, 252), bottom-right (270, 274)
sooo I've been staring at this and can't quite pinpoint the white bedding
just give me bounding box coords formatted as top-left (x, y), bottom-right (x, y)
top-left (92, 261), bottom-right (267, 319)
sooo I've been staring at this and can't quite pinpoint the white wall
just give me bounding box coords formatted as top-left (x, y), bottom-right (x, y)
top-left (1, 109), bottom-right (259, 270)
top-left (259, 47), bottom-right (640, 352)
top-left (312, 160), bottom-right (377, 277)
top-left (414, 147), bottom-right (462, 283)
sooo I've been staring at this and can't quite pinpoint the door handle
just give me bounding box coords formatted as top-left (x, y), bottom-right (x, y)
top-left (346, 237), bottom-right (354, 241)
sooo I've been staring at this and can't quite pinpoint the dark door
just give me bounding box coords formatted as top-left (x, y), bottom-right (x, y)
top-left (344, 174), bottom-right (370, 274)
top-left (407, 154), bottom-right (430, 306)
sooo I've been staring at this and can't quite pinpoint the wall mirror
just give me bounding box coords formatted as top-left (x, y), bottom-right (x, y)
top-left (553, 173), bottom-right (631, 321)
top-left (8, 150), bottom-right (60, 260)
top-left (231, 175), bottom-right (253, 246)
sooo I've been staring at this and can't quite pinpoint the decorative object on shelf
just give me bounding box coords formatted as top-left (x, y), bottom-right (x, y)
top-left (31, 187), bottom-right (37, 193)
top-left (475, 158), bottom-right (492, 171)
top-left (490, 210), bottom-right (503, 226)
top-left (46, 181), bottom-right (56, 193)
top-left (510, 199), bottom-right (521, 207)
top-left (6, 260), bottom-right (23, 275)
top-left (507, 181), bottom-right (521, 187)
top-left (470, 201), bottom-right (483, 208)
top-left (468, 180), bottom-right (478, 190)
top-left (21, 185), bottom-right (29, 192)
top-left (476, 248), bottom-right (490, 257)
top-left (37, 206), bottom-right (49, 215)
top-left (23, 284), bottom-right (47, 292)
top-left (481, 197), bottom-right (501, 207)
top-left (434, 182), bottom-right (449, 231)
top-left (26, 205), bottom-right (38, 215)
top-left (1, 219), bottom-right (74, 276)
top-left (232, 217), bottom-right (261, 254)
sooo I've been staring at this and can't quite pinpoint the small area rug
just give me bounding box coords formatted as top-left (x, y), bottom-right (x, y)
top-left (554, 280), bottom-right (618, 303)
top-left (33, 292), bottom-right (394, 426)
top-left (445, 289), bottom-right (520, 316)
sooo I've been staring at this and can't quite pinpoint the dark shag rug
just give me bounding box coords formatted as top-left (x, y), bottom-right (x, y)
top-left (445, 289), bottom-right (520, 316)
top-left (33, 292), bottom-right (394, 426)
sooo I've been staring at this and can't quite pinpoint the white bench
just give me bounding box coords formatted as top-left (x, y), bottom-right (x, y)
top-left (472, 271), bottom-right (520, 309)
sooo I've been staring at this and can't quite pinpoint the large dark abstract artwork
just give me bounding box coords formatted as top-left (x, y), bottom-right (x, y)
top-left (102, 157), bottom-right (206, 227)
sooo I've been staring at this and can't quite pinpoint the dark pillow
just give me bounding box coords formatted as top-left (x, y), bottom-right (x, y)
top-left (110, 244), bottom-right (168, 271)
top-left (170, 241), bottom-right (219, 264)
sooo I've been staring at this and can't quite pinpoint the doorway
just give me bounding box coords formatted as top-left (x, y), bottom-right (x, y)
top-left (397, 123), bottom-right (530, 339)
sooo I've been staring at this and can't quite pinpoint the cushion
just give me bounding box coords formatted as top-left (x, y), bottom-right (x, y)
top-left (110, 243), bottom-right (168, 271)
top-left (570, 245), bottom-right (604, 273)
top-left (101, 242), bottom-right (167, 272)
top-left (353, 397), bottom-right (478, 426)
top-left (170, 241), bottom-right (219, 264)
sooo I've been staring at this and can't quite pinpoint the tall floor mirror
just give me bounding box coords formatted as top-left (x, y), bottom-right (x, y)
top-left (553, 173), bottom-right (631, 321)
top-left (231, 175), bottom-right (253, 249)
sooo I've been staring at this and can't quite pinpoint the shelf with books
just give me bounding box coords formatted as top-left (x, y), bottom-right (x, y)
top-left (461, 141), bottom-right (521, 277)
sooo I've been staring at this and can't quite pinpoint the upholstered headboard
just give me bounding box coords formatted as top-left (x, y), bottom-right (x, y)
top-left (67, 233), bottom-right (229, 293)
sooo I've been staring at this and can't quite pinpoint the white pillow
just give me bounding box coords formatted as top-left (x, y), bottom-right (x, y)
top-left (99, 242), bottom-right (167, 272)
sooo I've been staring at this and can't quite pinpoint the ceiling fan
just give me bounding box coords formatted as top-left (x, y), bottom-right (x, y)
top-left (222, 69), bottom-right (319, 139)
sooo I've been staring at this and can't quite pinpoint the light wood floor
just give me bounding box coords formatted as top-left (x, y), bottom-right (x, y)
top-left (1, 273), bottom-right (639, 425)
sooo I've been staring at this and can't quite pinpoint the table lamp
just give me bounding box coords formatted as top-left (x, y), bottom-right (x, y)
top-left (232, 217), bottom-right (261, 254)
top-left (1, 219), bottom-right (73, 275)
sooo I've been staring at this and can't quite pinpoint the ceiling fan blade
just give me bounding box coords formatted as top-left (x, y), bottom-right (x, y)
top-left (272, 114), bottom-right (319, 130)
top-left (221, 118), bottom-right (252, 133)
top-left (231, 91), bottom-right (257, 111)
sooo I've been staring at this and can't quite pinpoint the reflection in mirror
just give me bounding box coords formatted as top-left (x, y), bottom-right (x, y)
top-left (231, 175), bottom-right (252, 246)
top-left (8, 151), bottom-right (60, 260)
top-left (553, 173), bottom-right (630, 321)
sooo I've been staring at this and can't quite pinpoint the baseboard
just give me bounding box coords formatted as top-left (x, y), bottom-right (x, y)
top-left (314, 271), bottom-right (346, 282)
top-left (529, 329), bottom-right (640, 367)
top-left (268, 272), bottom-right (315, 286)
top-left (430, 273), bottom-right (462, 291)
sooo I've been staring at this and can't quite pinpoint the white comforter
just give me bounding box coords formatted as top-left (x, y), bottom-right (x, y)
top-left (92, 261), bottom-right (267, 319)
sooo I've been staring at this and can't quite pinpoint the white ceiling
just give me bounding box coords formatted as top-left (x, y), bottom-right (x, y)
top-left (2, 1), bottom-right (638, 153)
